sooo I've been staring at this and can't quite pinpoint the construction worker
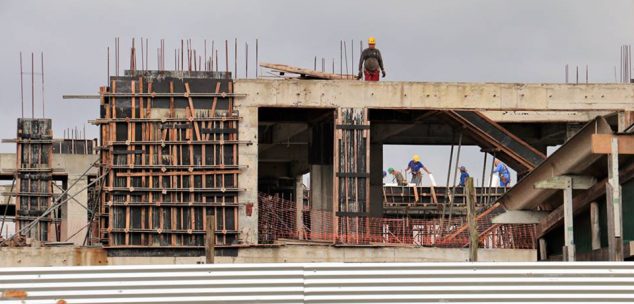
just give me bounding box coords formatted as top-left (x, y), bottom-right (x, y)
top-left (387, 168), bottom-right (407, 186)
top-left (458, 166), bottom-right (470, 187)
top-left (493, 159), bottom-right (511, 187)
top-left (357, 37), bottom-right (386, 81)
top-left (405, 154), bottom-right (432, 186)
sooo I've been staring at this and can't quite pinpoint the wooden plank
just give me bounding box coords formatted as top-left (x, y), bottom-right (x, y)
top-left (260, 62), bottom-right (356, 80)
top-left (592, 134), bottom-right (634, 154)
top-left (184, 83), bottom-right (201, 141)
top-left (534, 175), bottom-right (596, 190)
top-left (466, 177), bottom-right (478, 262)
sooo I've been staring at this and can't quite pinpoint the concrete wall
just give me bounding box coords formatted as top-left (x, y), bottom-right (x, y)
top-left (310, 165), bottom-right (333, 238)
top-left (0, 245), bottom-right (535, 266)
top-left (235, 79), bottom-right (631, 116)
top-left (0, 247), bottom-right (108, 267)
top-left (111, 247), bottom-right (536, 264)
top-left (237, 101), bottom-right (258, 244)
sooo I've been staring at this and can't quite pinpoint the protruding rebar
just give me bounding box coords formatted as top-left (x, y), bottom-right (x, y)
top-left (19, 52), bottom-right (24, 118)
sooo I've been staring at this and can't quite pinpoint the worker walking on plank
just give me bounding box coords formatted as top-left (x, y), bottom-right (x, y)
top-left (388, 168), bottom-right (407, 186)
top-left (405, 154), bottom-right (434, 186)
top-left (357, 37), bottom-right (386, 81)
top-left (493, 159), bottom-right (511, 187)
top-left (458, 166), bottom-right (470, 187)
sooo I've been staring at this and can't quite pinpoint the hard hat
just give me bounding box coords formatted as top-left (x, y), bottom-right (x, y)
top-left (412, 154), bottom-right (420, 162)
top-left (388, 167), bottom-right (394, 173)
top-left (368, 37), bottom-right (376, 45)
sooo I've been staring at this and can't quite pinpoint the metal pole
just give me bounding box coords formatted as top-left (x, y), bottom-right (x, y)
top-left (480, 151), bottom-right (488, 197)
top-left (31, 52), bottom-right (34, 119)
top-left (255, 39), bottom-right (259, 77)
top-left (485, 152), bottom-right (497, 206)
top-left (343, 41), bottom-right (348, 75)
top-left (446, 131), bottom-right (463, 228)
top-left (225, 40), bottom-right (229, 75)
top-left (41, 52), bottom-right (45, 117)
top-left (19, 52), bottom-right (24, 118)
top-left (340, 40), bottom-right (342, 77)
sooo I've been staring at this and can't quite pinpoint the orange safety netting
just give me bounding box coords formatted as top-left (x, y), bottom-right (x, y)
top-left (258, 193), bottom-right (536, 249)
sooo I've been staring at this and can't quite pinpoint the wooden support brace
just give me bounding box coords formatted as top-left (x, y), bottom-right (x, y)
top-left (592, 134), bottom-right (634, 154)
top-left (534, 175), bottom-right (596, 190)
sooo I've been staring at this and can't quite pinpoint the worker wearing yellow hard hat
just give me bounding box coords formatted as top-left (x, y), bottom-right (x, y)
top-left (357, 36), bottom-right (386, 81)
top-left (405, 154), bottom-right (435, 186)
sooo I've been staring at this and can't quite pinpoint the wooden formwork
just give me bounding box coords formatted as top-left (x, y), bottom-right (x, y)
top-left (96, 71), bottom-right (244, 248)
top-left (334, 108), bottom-right (370, 243)
top-left (15, 118), bottom-right (57, 242)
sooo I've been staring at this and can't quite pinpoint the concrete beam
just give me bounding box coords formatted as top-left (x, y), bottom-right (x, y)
top-left (534, 175), bottom-right (597, 190)
top-left (483, 111), bottom-right (613, 123)
top-left (492, 210), bottom-right (549, 224)
top-left (235, 80), bottom-right (634, 113)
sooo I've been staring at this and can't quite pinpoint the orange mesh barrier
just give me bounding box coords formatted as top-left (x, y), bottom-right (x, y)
top-left (258, 193), bottom-right (535, 249)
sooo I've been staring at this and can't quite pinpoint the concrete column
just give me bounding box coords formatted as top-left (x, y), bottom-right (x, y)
top-left (295, 176), bottom-right (304, 239)
top-left (310, 164), bottom-right (333, 239)
top-left (606, 137), bottom-right (623, 261)
top-left (562, 184), bottom-right (575, 261)
top-left (617, 111), bottom-right (634, 132)
top-left (61, 176), bottom-right (88, 245)
top-left (538, 238), bottom-right (547, 261)
top-left (369, 143), bottom-right (383, 217)
top-left (590, 201), bottom-right (601, 250)
top-left (238, 105), bottom-right (258, 244)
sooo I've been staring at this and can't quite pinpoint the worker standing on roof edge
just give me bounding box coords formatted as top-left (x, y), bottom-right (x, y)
top-left (493, 159), bottom-right (511, 187)
top-left (357, 37), bottom-right (386, 81)
top-left (405, 154), bottom-right (435, 186)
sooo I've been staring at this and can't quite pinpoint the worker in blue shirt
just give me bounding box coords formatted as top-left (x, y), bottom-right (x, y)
top-left (493, 159), bottom-right (511, 187)
top-left (405, 154), bottom-right (432, 186)
top-left (458, 166), bottom-right (469, 187)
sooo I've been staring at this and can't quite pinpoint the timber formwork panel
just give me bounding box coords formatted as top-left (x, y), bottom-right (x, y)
top-left (97, 71), bottom-right (242, 249)
top-left (15, 118), bottom-right (57, 242)
top-left (334, 108), bottom-right (370, 243)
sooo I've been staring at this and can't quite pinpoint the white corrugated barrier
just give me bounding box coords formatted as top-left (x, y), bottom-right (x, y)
top-left (1, 262), bottom-right (634, 303)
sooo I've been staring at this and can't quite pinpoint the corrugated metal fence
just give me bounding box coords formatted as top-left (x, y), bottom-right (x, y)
top-left (2, 262), bottom-right (634, 303)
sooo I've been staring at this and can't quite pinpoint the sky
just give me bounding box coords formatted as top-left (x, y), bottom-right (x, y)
top-left (1, 0), bottom-right (633, 186)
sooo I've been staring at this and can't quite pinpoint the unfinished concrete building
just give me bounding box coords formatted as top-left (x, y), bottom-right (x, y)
top-left (1, 49), bottom-right (634, 264)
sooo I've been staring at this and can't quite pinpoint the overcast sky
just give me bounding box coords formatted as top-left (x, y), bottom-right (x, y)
top-left (1, 0), bottom-right (633, 186)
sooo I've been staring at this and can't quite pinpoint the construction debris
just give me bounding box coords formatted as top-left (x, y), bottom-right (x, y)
top-left (260, 62), bottom-right (356, 80)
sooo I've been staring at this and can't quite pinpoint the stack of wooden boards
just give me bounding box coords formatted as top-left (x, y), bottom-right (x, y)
top-left (260, 63), bottom-right (356, 80)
